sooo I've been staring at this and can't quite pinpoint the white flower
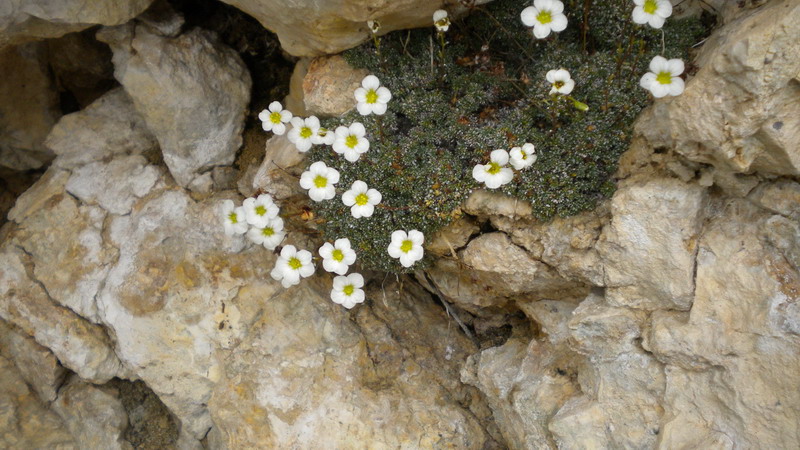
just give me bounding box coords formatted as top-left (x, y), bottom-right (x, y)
top-left (632, 0), bottom-right (672, 29)
top-left (246, 216), bottom-right (285, 250)
top-left (521, 0), bottom-right (568, 39)
top-left (510, 143), bottom-right (537, 170)
top-left (387, 229), bottom-right (424, 268)
top-left (331, 273), bottom-right (366, 309)
top-left (546, 69), bottom-right (575, 95)
top-left (258, 101), bottom-right (292, 135)
top-left (319, 238), bottom-right (357, 275)
top-left (287, 116), bottom-right (321, 152)
top-left (342, 180), bottom-right (382, 218)
top-left (367, 20), bottom-right (381, 34)
top-left (433, 9), bottom-right (451, 32)
top-left (299, 161), bottom-right (340, 201)
top-left (313, 128), bottom-right (335, 146)
top-left (221, 200), bottom-right (248, 235)
top-left (333, 123), bottom-right (370, 162)
top-left (472, 149), bottom-right (514, 189)
top-left (270, 245), bottom-right (315, 288)
top-left (640, 56), bottom-right (685, 98)
top-left (242, 194), bottom-right (279, 228)
top-left (354, 75), bottom-right (392, 116)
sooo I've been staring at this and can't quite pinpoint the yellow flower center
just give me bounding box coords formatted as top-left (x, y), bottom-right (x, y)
top-left (554, 80), bottom-right (565, 89)
top-left (656, 71), bottom-right (672, 85)
top-left (300, 127), bottom-right (313, 139)
top-left (366, 89), bottom-right (378, 104)
top-left (521, 151), bottom-right (528, 160)
top-left (345, 135), bottom-right (359, 148)
top-left (332, 249), bottom-right (344, 262)
top-left (288, 257), bottom-right (302, 270)
top-left (314, 175), bottom-right (328, 188)
top-left (537, 10), bottom-right (552, 24)
top-left (255, 205), bottom-right (267, 216)
top-left (262, 227), bottom-right (274, 237)
top-left (643, 0), bottom-right (658, 14)
top-left (400, 239), bottom-right (413, 253)
top-left (486, 162), bottom-right (502, 175)
top-left (343, 284), bottom-right (355, 296)
top-left (355, 193), bottom-right (369, 206)
top-left (228, 212), bottom-right (238, 224)
top-left (269, 111), bottom-right (282, 124)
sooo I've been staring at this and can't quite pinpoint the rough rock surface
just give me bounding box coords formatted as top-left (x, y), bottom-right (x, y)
top-left (99, 22), bottom-right (251, 189)
top-left (0, 319), bottom-right (66, 403)
top-left (637, 0), bottom-right (800, 176)
top-left (0, 0), bottom-right (154, 50)
top-left (218, 0), bottom-right (490, 57)
top-left (0, 355), bottom-right (76, 448)
top-left (0, 42), bottom-right (59, 170)
top-left (210, 278), bottom-right (497, 448)
top-left (52, 377), bottom-right (132, 450)
top-left (302, 55), bottom-right (368, 117)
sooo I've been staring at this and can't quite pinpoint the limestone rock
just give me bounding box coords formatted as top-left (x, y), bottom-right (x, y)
top-left (597, 176), bottom-right (708, 310)
top-left (462, 337), bottom-right (580, 449)
top-left (0, 355), bottom-right (75, 448)
top-left (0, 42), bottom-right (59, 170)
top-left (65, 155), bottom-right (162, 215)
top-left (0, 319), bottom-right (66, 403)
top-left (252, 133), bottom-right (307, 200)
top-left (97, 190), bottom-right (280, 439)
top-left (427, 216), bottom-right (479, 257)
top-left (749, 179), bottom-right (800, 221)
top-left (463, 189), bottom-right (533, 219)
top-left (0, 0), bottom-right (154, 50)
top-left (9, 171), bottom-right (119, 322)
top-left (47, 88), bottom-right (158, 169)
top-left (427, 232), bottom-right (586, 314)
top-left (644, 199), bottom-right (800, 448)
top-left (0, 244), bottom-right (125, 383)
top-left (210, 278), bottom-right (496, 448)
top-left (492, 205), bottom-right (608, 286)
top-left (218, 0), bottom-right (490, 57)
top-left (52, 377), bottom-right (132, 450)
top-left (284, 58), bottom-right (310, 116)
top-left (99, 23), bottom-right (251, 189)
top-left (636, 0), bottom-right (800, 176)
top-left (302, 55), bottom-right (367, 117)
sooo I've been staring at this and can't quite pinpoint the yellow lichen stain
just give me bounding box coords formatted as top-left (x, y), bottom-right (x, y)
top-left (175, 261), bottom-right (201, 289)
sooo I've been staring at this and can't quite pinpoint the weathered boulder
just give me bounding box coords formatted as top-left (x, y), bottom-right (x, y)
top-left (0, 355), bottom-right (76, 448)
top-left (52, 377), bottom-right (132, 450)
top-left (0, 319), bottom-right (66, 403)
top-left (0, 42), bottom-right (59, 170)
top-left (302, 55), bottom-right (368, 117)
top-left (0, 0), bottom-right (154, 50)
top-left (636, 0), bottom-right (800, 176)
top-left (99, 23), bottom-right (251, 189)
top-left (210, 278), bottom-right (497, 448)
top-left (597, 176), bottom-right (708, 310)
top-left (218, 0), bottom-right (490, 56)
top-left (645, 199), bottom-right (800, 448)
top-left (427, 232), bottom-right (587, 314)
top-left (46, 88), bottom-right (158, 170)
top-left (462, 336), bottom-right (580, 449)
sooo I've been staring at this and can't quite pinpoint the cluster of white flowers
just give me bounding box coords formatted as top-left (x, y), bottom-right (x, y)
top-left (319, 238), bottom-right (366, 309)
top-left (473, 145), bottom-right (537, 189)
top-left (222, 195), bottom-right (286, 250)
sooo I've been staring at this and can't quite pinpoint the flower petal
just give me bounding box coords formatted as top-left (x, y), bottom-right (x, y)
top-left (639, 72), bottom-right (656, 90)
top-left (667, 59), bottom-right (685, 77)
top-left (648, 14), bottom-right (665, 29)
top-left (533, 24), bottom-right (551, 39)
top-left (632, 7), bottom-right (648, 25)
top-left (371, 102), bottom-right (387, 115)
top-left (520, 6), bottom-right (538, 26)
top-left (668, 77), bottom-right (685, 96)
top-left (362, 75), bottom-right (380, 90)
top-left (550, 13), bottom-right (567, 32)
top-left (649, 55), bottom-right (668, 74)
top-left (350, 122), bottom-right (366, 136)
top-left (376, 87), bottom-right (392, 103)
top-left (354, 87), bottom-right (368, 102)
